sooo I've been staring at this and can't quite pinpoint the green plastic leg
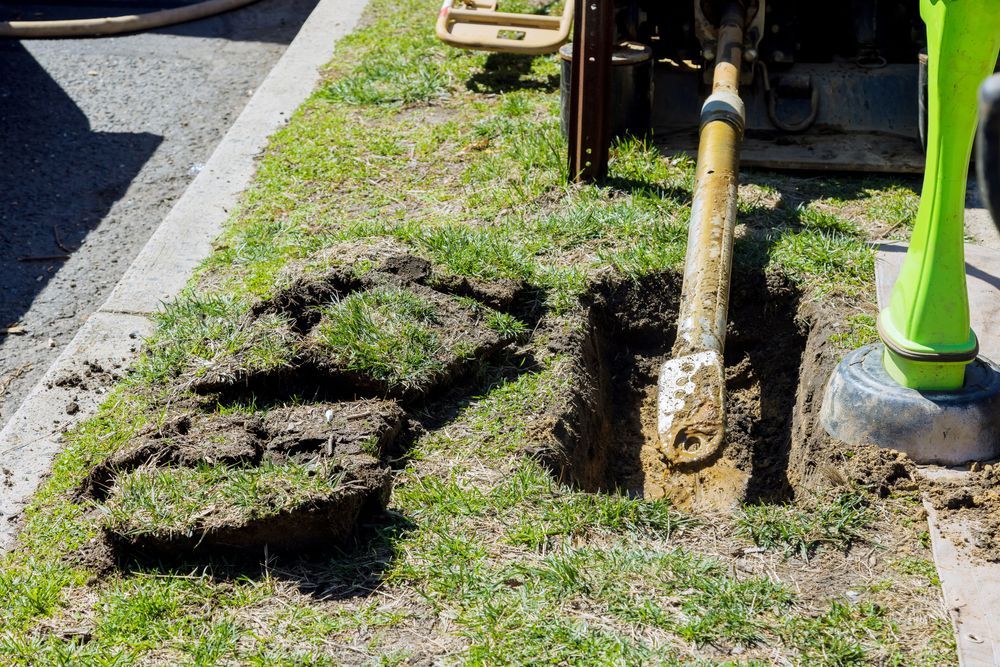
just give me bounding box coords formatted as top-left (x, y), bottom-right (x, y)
top-left (879, 0), bottom-right (1000, 390)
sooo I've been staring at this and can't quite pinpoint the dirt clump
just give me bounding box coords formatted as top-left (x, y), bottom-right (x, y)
top-left (922, 464), bottom-right (1000, 561)
top-left (49, 360), bottom-right (120, 391)
top-left (93, 400), bottom-right (405, 558)
top-left (429, 273), bottom-right (533, 314)
top-left (191, 257), bottom-right (519, 402)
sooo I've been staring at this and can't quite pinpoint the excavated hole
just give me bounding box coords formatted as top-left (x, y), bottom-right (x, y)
top-left (545, 269), bottom-right (811, 510)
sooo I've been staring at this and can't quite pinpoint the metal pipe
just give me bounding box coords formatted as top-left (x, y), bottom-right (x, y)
top-left (658, 0), bottom-right (746, 465)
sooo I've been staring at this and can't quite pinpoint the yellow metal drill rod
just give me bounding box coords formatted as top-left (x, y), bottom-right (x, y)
top-left (658, 2), bottom-right (746, 466)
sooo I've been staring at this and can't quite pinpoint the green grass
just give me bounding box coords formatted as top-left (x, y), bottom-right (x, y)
top-left (314, 287), bottom-right (446, 388)
top-left (891, 556), bottom-right (941, 586)
top-left (769, 229), bottom-right (875, 298)
top-left (0, 0), bottom-right (955, 661)
top-left (831, 313), bottom-right (879, 350)
top-left (782, 600), bottom-right (899, 666)
top-left (483, 310), bottom-right (528, 337)
top-left (736, 492), bottom-right (875, 561)
top-left (103, 460), bottom-right (345, 538)
top-left (137, 292), bottom-right (298, 386)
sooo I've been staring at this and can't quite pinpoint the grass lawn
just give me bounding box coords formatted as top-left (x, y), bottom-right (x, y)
top-left (0, 0), bottom-right (957, 664)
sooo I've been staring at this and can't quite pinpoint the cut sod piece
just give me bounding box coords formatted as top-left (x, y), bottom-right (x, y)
top-left (188, 263), bottom-right (522, 400)
top-left (81, 400), bottom-right (405, 500)
top-left (95, 401), bottom-right (404, 557)
top-left (305, 283), bottom-right (513, 399)
top-left (102, 456), bottom-right (388, 555)
top-left (157, 299), bottom-right (301, 392)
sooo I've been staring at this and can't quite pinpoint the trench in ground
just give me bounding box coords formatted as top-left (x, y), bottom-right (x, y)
top-left (550, 270), bottom-right (813, 508)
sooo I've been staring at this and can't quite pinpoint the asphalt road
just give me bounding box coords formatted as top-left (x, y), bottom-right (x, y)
top-left (0, 0), bottom-right (319, 425)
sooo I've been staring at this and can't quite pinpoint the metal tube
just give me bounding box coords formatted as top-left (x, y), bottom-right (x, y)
top-left (658, 1), bottom-right (746, 464)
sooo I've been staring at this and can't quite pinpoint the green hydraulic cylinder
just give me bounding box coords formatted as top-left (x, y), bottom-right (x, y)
top-left (879, 0), bottom-right (1000, 390)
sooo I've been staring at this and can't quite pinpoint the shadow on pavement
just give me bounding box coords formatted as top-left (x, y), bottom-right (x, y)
top-left (0, 40), bottom-right (162, 327)
top-left (0, 0), bottom-right (320, 327)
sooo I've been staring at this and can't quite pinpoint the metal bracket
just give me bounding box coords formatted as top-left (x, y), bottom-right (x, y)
top-left (694, 0), bottom-right (763, 84)
top-left (436, 0), bottom-right (573, 55)
top-left (567, 0), bottom-right (613, 182)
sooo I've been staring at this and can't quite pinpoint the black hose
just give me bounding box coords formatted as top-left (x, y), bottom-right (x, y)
top-left (977, 74), bottom-right (1000, 231)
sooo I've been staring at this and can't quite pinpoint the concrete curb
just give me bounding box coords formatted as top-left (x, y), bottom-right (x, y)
top-left (0, 0), bottom-right (368, 551)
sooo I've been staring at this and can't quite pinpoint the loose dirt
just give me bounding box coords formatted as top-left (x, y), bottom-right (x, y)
top-left (923, 464), bottom-right (1000, 561)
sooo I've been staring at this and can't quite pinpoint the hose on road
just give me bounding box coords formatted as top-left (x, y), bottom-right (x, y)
top-left (0, 0), bottom-right (263, 39)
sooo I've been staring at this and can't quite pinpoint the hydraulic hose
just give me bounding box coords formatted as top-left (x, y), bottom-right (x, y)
top-left (0, 0), bottom-right (263, 39)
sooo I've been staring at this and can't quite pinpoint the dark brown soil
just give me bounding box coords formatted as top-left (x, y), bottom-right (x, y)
top-left (533, 271), bottom-right (809, 509)
top-left (532, 269), bottom-right (924, 512)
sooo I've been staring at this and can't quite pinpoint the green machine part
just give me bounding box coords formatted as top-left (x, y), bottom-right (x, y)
top-left (879, 0), bottom-right (1000, 390)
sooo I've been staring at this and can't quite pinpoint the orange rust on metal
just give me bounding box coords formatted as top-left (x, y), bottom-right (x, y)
top-left (567, 0), bottom-right (613, 182)
top-left (660, 1), bottom-right (746, 463)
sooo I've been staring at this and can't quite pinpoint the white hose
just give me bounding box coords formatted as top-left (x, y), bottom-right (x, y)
top-left (0, 0), bottom-right (263, 39)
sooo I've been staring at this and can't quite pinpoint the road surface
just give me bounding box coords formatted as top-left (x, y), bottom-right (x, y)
top-left (0, 0), bottom-right (320, 425)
